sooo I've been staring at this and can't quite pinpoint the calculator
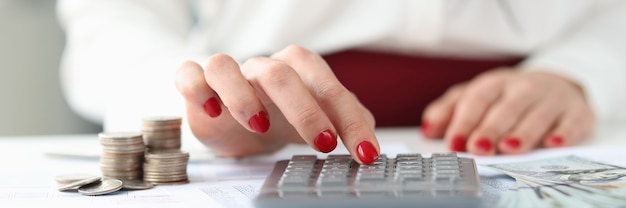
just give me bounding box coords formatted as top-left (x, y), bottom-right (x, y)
top-left (254, 153), bottom-right (482, 208)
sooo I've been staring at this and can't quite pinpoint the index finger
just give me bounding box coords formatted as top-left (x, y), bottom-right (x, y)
top-left (271, 45), bottom-right (380, 164)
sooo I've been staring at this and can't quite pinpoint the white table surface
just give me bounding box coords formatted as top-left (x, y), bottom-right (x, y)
top-left (1, 122), bottom-right (625, 207)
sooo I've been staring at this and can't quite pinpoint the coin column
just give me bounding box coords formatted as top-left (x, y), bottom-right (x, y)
top-left (141, 117), bottom-right (182, 151)
top-left (99, 133), bottom-right (145, 180)
top-left (143, 150), bottom-right (190, 185)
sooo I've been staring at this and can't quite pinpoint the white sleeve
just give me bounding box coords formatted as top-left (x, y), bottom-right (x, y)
top-left (521, 1), bottom-right (626, 122)
top-left (57, 0), bottom-right (208, 131)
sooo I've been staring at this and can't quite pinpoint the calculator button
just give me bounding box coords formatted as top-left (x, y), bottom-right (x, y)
top-left (432, 165), bottom-right (460, 171)
top-left (320, 169), bottom-right (348, 175)
top-left (279, 175), bottom-right (311, 186)
top-left (396, 153), bottom-right (423, 158)
top-left (290, 155), bottom-right (318, 162)
top-left (431, 153), bottom-right (457, 158)
top-left (321, 166), bottom-right (347, 172)
top-left (322, 165), bottom-right (349, 171)
top-left (432, 160), bottom-right (459, 165)
top-left (396, 170), bottom-right (422, 176)
top-left (317, 174), bottom-right (349, 186)
top-left (397, 165), bottom-right (424, 171)
top-left (326, 154), bottom-right (352, 159)
top-left (433, 169), bottom-right (461, 174)
top-left (283, 169), bottom-right (312, 176)
top-left (318, 176), bottom-right (349, 185)
top-left (358, 166), bottom-right (385, 172)
top-left (286, 166), bottom-right (314, 172)
top-left (397, 160), bottom-right (423, 165)
top-left (358, 169), bottom-right (385, 174)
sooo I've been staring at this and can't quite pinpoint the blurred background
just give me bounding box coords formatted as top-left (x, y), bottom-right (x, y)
top-left (0, 0), bottom-right (101, 135)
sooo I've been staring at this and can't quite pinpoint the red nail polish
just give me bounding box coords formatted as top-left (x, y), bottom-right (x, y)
top-left (420, 121), bottom-right (430, 136)
top-left (248, 111), bottom-right (270, 133)
top-left (356, 141), bottom-right (378, 164)
top-left (503, 137), bottom-right (521, 149)
top-left (450, 135), bottom-right (467, 152)
top-left (314, 130), bottom-right (337, 153)
top-left (203, 97), bottom-right (222, 117)
top-left (549, 135), bottom-right (564, 147)
top-left (475, 138), bottom-right (492, 153)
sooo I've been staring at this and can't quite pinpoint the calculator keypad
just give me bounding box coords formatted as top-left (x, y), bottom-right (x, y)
top-left (256, 153), bottom-right (482, 208)
top-left (272, 153), bottom-right (479, 198)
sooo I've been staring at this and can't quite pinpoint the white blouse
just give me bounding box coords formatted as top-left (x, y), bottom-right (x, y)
top-left (57, 0), bottom-right (626, 132)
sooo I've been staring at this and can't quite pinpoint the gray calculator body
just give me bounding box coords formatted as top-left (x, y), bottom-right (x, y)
top-left (254, 153), bottom-right (482, 208)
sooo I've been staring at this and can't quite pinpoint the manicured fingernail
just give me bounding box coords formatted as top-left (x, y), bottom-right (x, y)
top-left (450, 135), bottom-right (467, 152)
top-left (248, 111), bottom-right (270, 133)
top-left (420, 121), bottom-right (430, 136)
top-left (356, 141), bottom-right (379, 164)
top-left (503, 137), bottom-right (521, 149)
top-left (203, 97), bottom-right (222, 117)
top-left (475, 137), bottom-right (492, 153)
top-left (548, 135), bottom-right (564, 147)
top-left (314, 130), bottom-right (337, 153)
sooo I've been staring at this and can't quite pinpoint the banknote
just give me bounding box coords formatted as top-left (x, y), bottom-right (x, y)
top-left (486, 155), bottom-right (626, 208)
top-left (487, 155), bottom-right (626, 187)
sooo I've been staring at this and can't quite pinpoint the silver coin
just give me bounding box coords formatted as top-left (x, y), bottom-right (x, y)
top-left (103, 175), bottom-right (142, 180)
top-left (98, 132), bottom-right (143, 140)
top-left (102, 145), bottom-right (145, 152)
top-left (142, 116), bottom-right (182, 126)
top-left (142, 130), bottom-right (181, 138)
top-left (142, 126), bottom-right (181, 133)
top-left (55, 173), bottom-right (98, 184)
top-left (143, 167), bottom-right (186, 173)
top-left (151, 180), bottom-right (190, 186)
top-left (144, 176), bottom-right (188, 182)
top-left (100, 136), bottom-right (143, 141)
top-left (143, 162), bottom-right (188, 168)
top-left (101, 172), bottom-right (141, 178)
top-left (101, 152), bottom-right (145, 158)
top-left (78, 179), bottom-right (123, 196)
top-left (122, 180), bottom-right (154, 190)
top-left (143, 160), bottom-right (188, 165)
top-left (100, 159), bottom-right (143, 166)
top-left (144, 139), bottom-right (181, 145)
top-left (57, 176), bottom-right (101, 191)
top-left (146, 147), bottom-right (182, 152)
top-left (145, 144), bottom-right (181, 150)
top-left (101, 145), bottom-right (145, 151)
top-left (102, 146), bottom-right (146, 153)
top-left (145, 150), bottom-right (189, 160)
top-left (100, 165), bottom-right (142, 171)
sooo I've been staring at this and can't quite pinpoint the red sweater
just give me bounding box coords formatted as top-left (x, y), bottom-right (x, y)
top-left (323, 50), bottom-right (522, 127)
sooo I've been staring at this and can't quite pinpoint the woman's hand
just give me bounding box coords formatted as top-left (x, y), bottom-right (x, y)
top-left (422, 69), bottom-right (595, 155)
top-left (175, 45), bottom-right (379, 164)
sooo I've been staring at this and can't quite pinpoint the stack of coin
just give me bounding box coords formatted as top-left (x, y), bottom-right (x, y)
top-left (99, 132), bottom-right (145, 180)
top-left (142, 117), bottom-right (182, 151)
top-left (143, 150), bottom-right (190, 185)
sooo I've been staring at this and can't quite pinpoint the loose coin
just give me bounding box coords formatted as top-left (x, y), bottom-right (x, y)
top-left (58, 176), bottom-right (101, 191)
top-left (122, 180), bottom-right (154, 190)
top-left (78, 179), bottom-right (123, 196)
top-left (55, 173), bottom-right (98, 184)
